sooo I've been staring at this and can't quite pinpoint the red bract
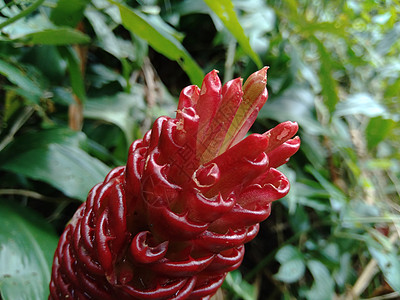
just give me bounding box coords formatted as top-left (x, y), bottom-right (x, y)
top-left (49, 68), bottom-right (300, 300)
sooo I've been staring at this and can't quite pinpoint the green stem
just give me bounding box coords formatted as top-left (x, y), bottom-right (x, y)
top-left (0, 0), bottom-right (45, 30)
top-left (0, 106), bottom-right (34, 152)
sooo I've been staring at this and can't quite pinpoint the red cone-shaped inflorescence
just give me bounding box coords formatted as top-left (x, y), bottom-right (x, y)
top-left (49, 68), bottom-right (300, 300)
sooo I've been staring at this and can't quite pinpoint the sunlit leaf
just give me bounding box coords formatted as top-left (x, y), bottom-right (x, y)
top-left (367, 235), bottom-right (400, 293)
top-left (0, 201), bottom-right (58, 300)
top-left (274, 259), bottom-right (305, 283)
top-left (0, 59), bottom-right (42, 103)
top-left (365, 116), bottom-right (396, 150)
top-left (203, 0), bottom-right (262, 68)
top-left (16, 28), bottom-right (90, 45)
top-left (108, 0), bottom-right (204, 85)
top-left (223, 270), bottom-right (256, 300)
top-left (274, 245), bottom-right (305, 283)
top-left (85, 7), bottom-right (135, 60)
top-left (335, 93), bottom-right (387, 118)
top-left (302, 260), bottom-right (335, 300)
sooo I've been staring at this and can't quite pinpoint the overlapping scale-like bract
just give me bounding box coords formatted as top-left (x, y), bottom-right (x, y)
top-left (49, 68), bottom-right (300, 300)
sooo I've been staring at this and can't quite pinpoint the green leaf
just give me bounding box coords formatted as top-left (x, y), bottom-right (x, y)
top-left (0, 59), bottom-right (42, 103)
top-left (334, 93), bottom-right (387, 118)
top-left (203, 0), bottom-right (262, 68)
top-left (0, 128), bottom-right (86, 155)
top-left (58, 46), bottom-right (87, 102)
top-left (365, 231), bottom-right (400, 293)
top-left (313, 37), bottom-right (339, 115)
top-left (306, 165), bottom-right (347, 211)
top-left (85, 7), bottom-right (132, 60)
top-left (368, 245), bottom-right (400, 293)
top-left (223, 270), bottom-right (257, 300)
top-left (108, 0), bottom-right (204, 85)
top-left (275, 245), bottom-right (301, 263)
top-left (302, 260), bottom-right (335, 300)
top-left (50, 0), bottom-right (90, 27)
top-left (258, 85), bottom-right (323, 135)
top-left (0, 128), bottom-right (110, 201)
top-left (17, 28), bottom-right (90, 45)
top-left (0, 200), bottom-right (58, 300)
top-left (0, 0), bottom-right (45, 30)
top-left (365, 116), bottom-right (396, 150)
top-left (274, 245), bottom-right (305, 283)
top-left (274, 259), bottom-right (305, 283)
top-left (84, 90), bottom-right (146, 143)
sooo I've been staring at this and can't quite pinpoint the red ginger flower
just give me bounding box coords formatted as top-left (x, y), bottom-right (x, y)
top-left (49, 68), bottom-right (300, 300)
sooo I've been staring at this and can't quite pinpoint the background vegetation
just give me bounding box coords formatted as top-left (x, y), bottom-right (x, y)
top-left (0, 0), bottom-right (399, 299)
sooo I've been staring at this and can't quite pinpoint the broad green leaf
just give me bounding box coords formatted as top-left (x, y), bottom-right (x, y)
top-left (223, 270), bottom-right (256, 300)
top-left (302, 260), bottom-right (335, 300)
top-left (203, 0), bottom-right (262, 68)
top-left (365, 116), bottom-right (396, 150)
top-left (274, 259), bottom-right (306, 283)
top-left (17, 28), bottom-right (90, 45)
top-left (2, 144), bottom-right (110, 201)
top-left (50, 0), bottom-right (90, 27)
top-left (0, 128), bottom-right (110, 201)
top-left (274, 245), bottom-right (305, 283)
top-left (0, 200), bottom-right (58, 300)
top-left (0, 59), bottom-right (42, 103)
top-left (275, 245), bottom-right (302, 263)
top-left (0, 128), bottom-right (86, 156)
top-left (108, 0), bottom-right (204, 85)
top-left (58, 46), bottom-right (87, 102)
top-left (84, 90), bottom-right (146, 143)
top-left (367, 239), bottom-right (400, 293)
top-left (22, 46), bottom-right (66, 83)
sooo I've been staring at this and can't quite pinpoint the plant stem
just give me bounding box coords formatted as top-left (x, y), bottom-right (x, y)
top-left (0, 189), bottom-right (75, 203)
top-left (0, 106), bottom-right (34, 151)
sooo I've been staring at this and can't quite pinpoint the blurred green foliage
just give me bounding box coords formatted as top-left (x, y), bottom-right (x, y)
top-left (0, 0), bottom-right (399, 299)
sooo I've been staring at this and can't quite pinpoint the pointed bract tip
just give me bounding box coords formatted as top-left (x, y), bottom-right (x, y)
top-left (242, 67), bottom-right (269, 102)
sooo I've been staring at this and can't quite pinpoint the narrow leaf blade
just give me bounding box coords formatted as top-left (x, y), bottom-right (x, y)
top-left (0, 59), bottom-right (42, 102)
top-left (19, 28), bottom-right (90, 45)
top-left (109, 1), bottom-right (204, 85)
top-left (203, 0), bottom-right (262, 68)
